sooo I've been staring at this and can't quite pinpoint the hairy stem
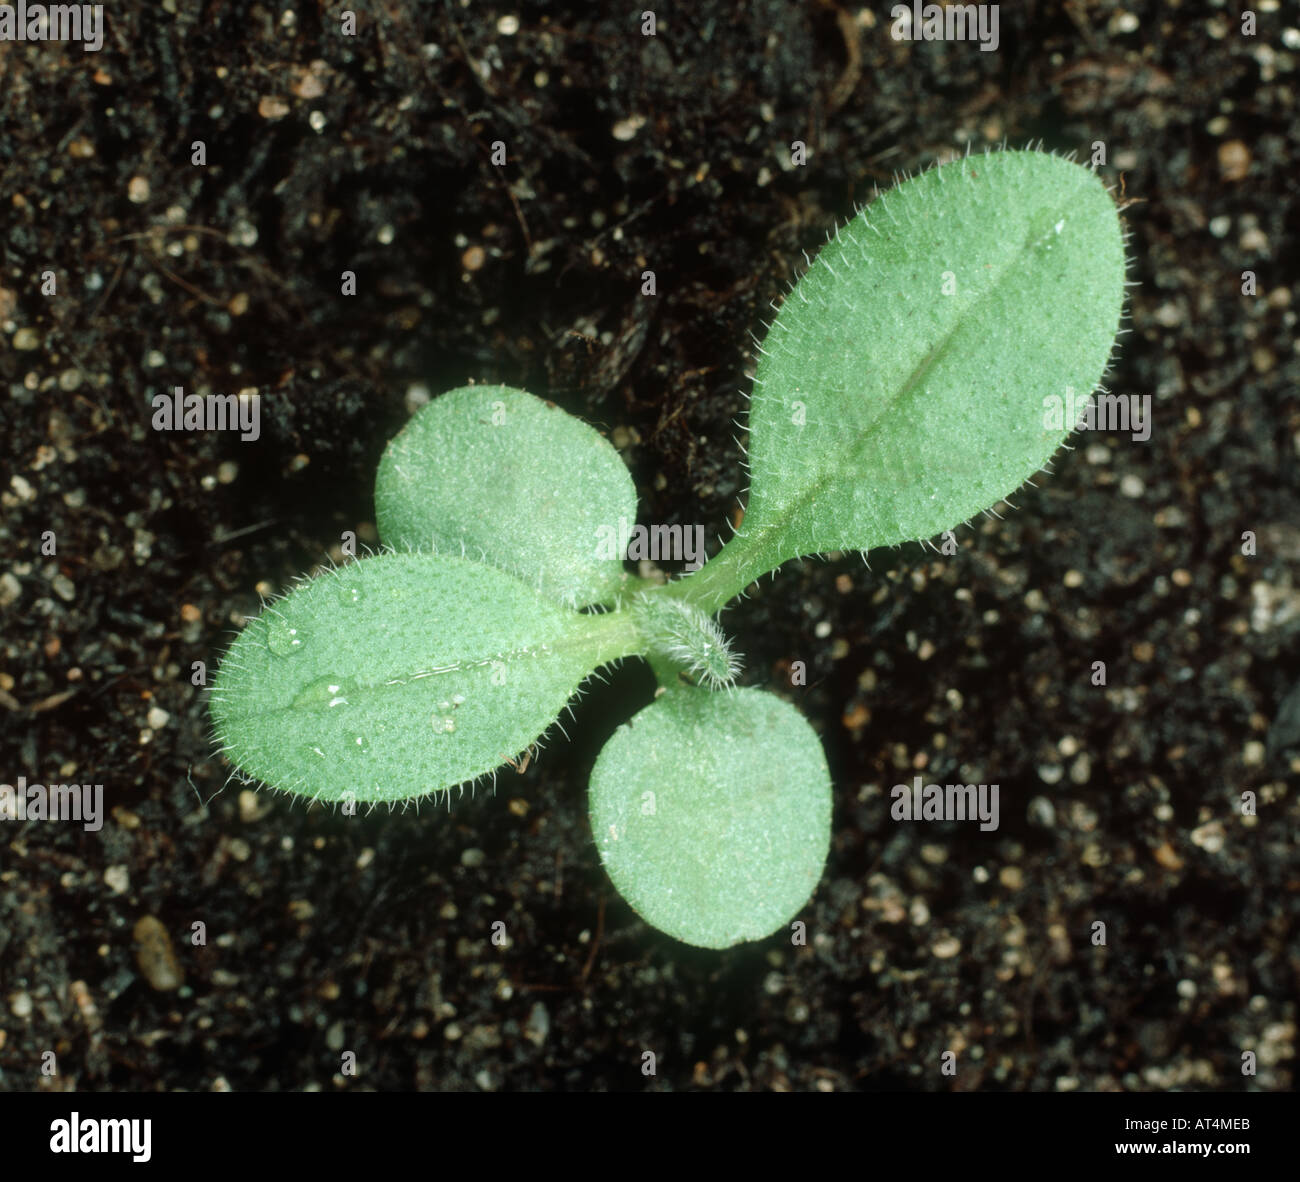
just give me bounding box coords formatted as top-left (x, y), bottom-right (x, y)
top-left (580, 605), bottom-right (647, 667)
top-left (654, 526), bottom-right (789, 616)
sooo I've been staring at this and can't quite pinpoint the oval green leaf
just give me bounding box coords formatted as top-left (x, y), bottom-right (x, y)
top-left (210, 553), bottom-right (638, 804)
top-left (589, 686), bottom-right (832, 948)
top-left (375, 385), bottom-right (639, 608)
top-left (681, 150), bottom-right (1127, 610)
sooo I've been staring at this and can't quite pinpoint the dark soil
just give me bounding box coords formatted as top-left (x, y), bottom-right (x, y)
top-left (1, 1), bottom-right (1296, 1092)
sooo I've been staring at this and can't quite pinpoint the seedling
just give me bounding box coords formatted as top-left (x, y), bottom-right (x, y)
top-left (210, 149), bottom-right (1127, 948)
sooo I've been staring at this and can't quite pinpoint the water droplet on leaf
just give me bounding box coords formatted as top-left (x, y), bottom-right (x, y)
top-left (267, 616), bottom-right (305, 656)
top-left (292, 675), bottom-right (356, 710)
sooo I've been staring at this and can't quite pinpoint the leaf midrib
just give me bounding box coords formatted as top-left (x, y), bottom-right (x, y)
top-left (745, 206), bottom-right (1070, 561)
top-left (232, 609), bottom-right (636, 720)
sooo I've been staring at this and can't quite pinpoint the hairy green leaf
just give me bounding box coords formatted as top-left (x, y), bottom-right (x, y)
top-left (210, 553), bottom-right (639, 804)
top-left (375, 385), bottom-right (639, 608)
top-left (589, 686), bottom-right (832, 948)
top-left (675, 149), bottom-right (1127, 611)
top-left (631, 594), bottom-right (740, 689)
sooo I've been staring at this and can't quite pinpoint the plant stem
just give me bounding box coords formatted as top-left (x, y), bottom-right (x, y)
top-left (599, 571), bottom-right (662, 607)
top-left (580, 605), bottom-right (646, 667)
top-left (656, 528), bottom-right (786, 616)
top-left (645, 652), bottom-right (685, 690)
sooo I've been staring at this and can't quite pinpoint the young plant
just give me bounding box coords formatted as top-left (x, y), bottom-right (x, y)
top-left (210, 149), bottom-right (1127, 948)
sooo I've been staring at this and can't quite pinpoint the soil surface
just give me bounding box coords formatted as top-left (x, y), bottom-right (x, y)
top-left (1, 2), bottom-right (1297, 1092)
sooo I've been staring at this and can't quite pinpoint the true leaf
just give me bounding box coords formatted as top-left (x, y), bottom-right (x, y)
top-left (678, 150), bottom-right (1127, 611)
top-left (210, 552), bottom-right (639, 804)
top-left (589, 685), bottom-right (832, 948)
top-left (375, 384), bottom-right (638, 608)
